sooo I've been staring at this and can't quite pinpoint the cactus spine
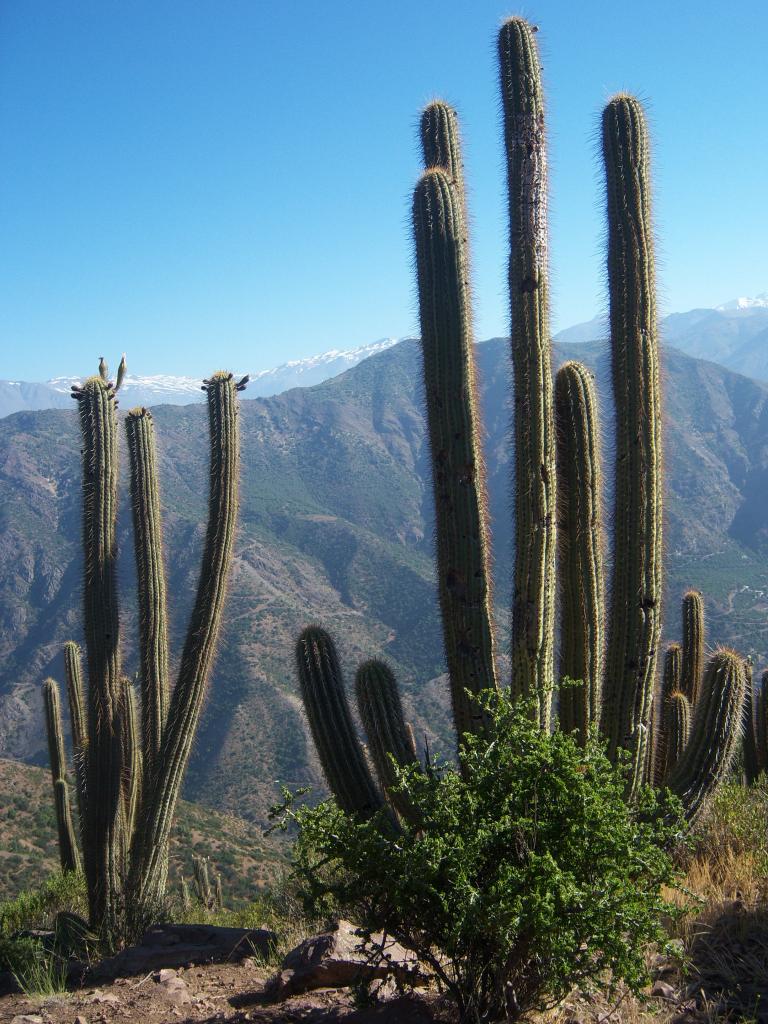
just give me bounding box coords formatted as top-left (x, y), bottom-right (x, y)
top-left (45, 362), bottom-right (244, 942)
top-left (355, 660), bottom-right (418, 820)
top-left (600, 96), bottom-right (663, 797)
top-left (681, 590), bottom-right (704, 704)
top-left (555, 362), bottom-right (604, 740)
top-left (499, 19), bottom-right (556, 727)
top-left (43, 678), bottom-right (81, 873)
top-left (412, 162), bottom-right (497, 738)
top-left (296, 626), bottom-right (384, 819)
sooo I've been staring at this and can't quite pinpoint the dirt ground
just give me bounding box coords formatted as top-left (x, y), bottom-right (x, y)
top-left (0, 959), bottom-right (454, 1024)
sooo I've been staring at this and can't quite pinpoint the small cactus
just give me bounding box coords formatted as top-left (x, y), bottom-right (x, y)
top-left (296, 626), bottom-right (384, 819)
top-left (355, 660), bottom-right (418, 820)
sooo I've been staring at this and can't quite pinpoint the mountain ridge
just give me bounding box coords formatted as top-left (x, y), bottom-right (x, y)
top-left (1, 336), bottom-right (767, 825)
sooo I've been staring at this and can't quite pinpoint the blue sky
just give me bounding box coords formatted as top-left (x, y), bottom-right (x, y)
top-left (0, 1), bottom-right (766, 380)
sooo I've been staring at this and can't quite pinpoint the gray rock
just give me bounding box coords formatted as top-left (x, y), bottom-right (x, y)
top-left (651, 980), bottom-right (678, 1001)
top-left (265, 919), bottom-right (425, 999)
top-left (93, 923), bottom-right (276, 979)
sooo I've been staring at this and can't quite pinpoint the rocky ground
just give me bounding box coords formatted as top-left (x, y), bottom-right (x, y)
top-left (0, 916), bottom-right (739, 1024)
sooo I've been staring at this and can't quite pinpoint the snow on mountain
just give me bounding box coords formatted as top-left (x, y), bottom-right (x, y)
top-left (0, 339), bottom-right (402, 419)
top-left (715, 294), bottom-right (768, 311)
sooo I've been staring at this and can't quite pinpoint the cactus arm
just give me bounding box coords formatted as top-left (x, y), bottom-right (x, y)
top-left (666, 649), bottom-right (746, 824)
top-left (661, 691), bottom-right (691, 778)
top-left (650, 643), bottom-right (682, 785)
top-left (742, 661), bottom-right (761, 785)
top-left (355, 659), bottom-right (419, 822)
top-left (64, 641), bottom-right (88, 830)
top-left (420, 100), bottom-right (465, 192)
top-left (499, 18), bottom-right (557, 728)
top-left (130, 372), bottom-right (242, 912)
top-left (296, 626), bottom-right (385, 818)
top-left (125, 408), bottom-right (170, 784)
top-left (412, 165), bottom-right (498, 738)
top-left (554, 361), bottom-right (604, 741)
top-left (42, 678), bottom-right (81, 873)
top-left (599, 95), bottom-right (662, 796)
top-left (72, 375), bottom-right (124, 932)
top-left (119, 679), bottom-right (142, 843)
top-left (681, 590), bottom-right (704, 704)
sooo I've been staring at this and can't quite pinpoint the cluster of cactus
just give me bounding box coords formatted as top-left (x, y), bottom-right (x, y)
top-left (294, 18), bottom-right (747, 825)
top-left (42, 356), bottom-right (245, 942)
top-left (179, 856), bottom-right (224, 913)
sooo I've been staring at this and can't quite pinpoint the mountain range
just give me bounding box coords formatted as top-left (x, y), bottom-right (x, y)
top-left (2, 296), bottom-right (768, 420)
top-left (1, 335), bottom-right (767, 826)
top-left (0, 338), bottom-right (399, 418)
top-left (554, 296), bottom-right (768, 380)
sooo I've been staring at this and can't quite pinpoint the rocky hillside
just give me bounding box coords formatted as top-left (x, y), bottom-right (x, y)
top-left (0, 759), bottom-right (285, 903)
top-left (1, 338), bottom-right (767, 825)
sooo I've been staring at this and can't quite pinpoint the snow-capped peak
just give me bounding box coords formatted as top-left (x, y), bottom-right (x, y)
top-left (715, 293), bottom-right (768, 311)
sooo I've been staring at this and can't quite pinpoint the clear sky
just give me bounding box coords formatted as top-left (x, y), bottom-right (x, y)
top-left (0, 0), bottom-right (766, 380)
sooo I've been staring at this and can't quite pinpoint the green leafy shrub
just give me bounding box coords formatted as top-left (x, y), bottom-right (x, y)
top-left (0, 871), bottom-right (87, 936)
top-left (277, 692), bottom-right (684, 1024)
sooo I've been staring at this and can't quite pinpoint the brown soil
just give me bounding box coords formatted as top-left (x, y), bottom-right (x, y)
top-left (0, 960), bottom-right (452, 1024)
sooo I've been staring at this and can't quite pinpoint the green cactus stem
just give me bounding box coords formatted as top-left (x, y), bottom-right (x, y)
top-left (651, 644), bottom-right (682, 784)
top-left (600, 95), bottom-right (662, 797)
top-left (296, 626), bottom-right (384, 819)
top-left (412, 165), bottom-right (497, 738)
top-left (555, 361), bottom-right (604, 741)
top-left (43, 678), bottom-right (81, 873)
top-left (125, 408), bottom-right (170, 782)
top-left (129, 371), bottom-right (243, 914)
top-left (420, 100), bottom-right (465, 193)
top-left (120, 679), bottom-right (142, 843)
top-left (742, 661), bottom-right (761, 785)
top-left (73, 374), bottom-right (124, 931)
top-left (499, 18), bottom-right (557, 728)
top-left (681, 590), bottom-right (704, 705)
top-left (662, 692), bottom-right (691, 777)
top-left (355, 660), bottom-right (419, 821)
top-left (64, 641), bottom-right (88, 828)
top-left (666, 649), bottom-right (746, 823)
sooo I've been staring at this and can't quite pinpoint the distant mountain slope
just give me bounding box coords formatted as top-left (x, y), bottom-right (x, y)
top-left (1, 338), bottom-right (767, 825)
top-left (556, 300), bottom-right (768, 381)
top-left (0, 758), bottom-right (285, 903)
top-left (0, 339), bottom-right (400, 418)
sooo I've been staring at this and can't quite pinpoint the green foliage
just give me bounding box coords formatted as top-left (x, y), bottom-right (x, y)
top-left (0, 871), bottom-right (87, 936)
top-left (278, 692), bottom-right (683, 1024)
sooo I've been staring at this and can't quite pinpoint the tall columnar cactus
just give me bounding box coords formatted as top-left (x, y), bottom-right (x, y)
top-left (355, 660), bottom-right (418, 820)
top-left (44, 360), bottom-right (244, 942)
top-left (412, 165), bottom-right (497, 738)
top-left (296, 626), bottom-right (384, 819)
top-left (294, 17), bottom-right (746, 830)
top-left (76, 374), bottom-right (125, 931)
top-left (555, 362), bottom-right (604, 741)
top-left (600, 95), bottom-right (663, 798)
top-left (42, 679), bottom-right (81, 873)
top-left (681, 590), bottom-right (704, 704)
top-left (666, 650), bottom-right (746, 822)
top-left (499, 19), bottom-right (557, 727)
top-left (125, 409), bottom-right (169, 779)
